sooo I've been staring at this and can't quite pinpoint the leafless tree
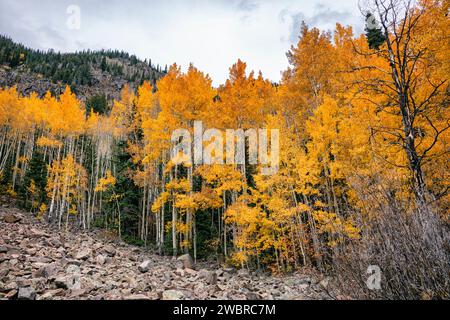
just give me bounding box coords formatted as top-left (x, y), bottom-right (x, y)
top-left (358, 0), bottom-right (450, 208)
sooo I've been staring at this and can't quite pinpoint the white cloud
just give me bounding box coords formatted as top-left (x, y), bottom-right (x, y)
top-left (0, 0), bottom-right (363, 86)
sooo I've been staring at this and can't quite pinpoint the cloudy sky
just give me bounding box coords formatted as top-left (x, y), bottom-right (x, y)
top-left (0, 0), bottom-right (363, 85)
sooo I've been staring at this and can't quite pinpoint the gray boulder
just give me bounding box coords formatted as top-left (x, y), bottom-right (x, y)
top-left (138, 260), bottom-right (152, 273)
top-left (177, 254), bottom-right (194, 269)
top-left (18, 287), bottom-right (36, 300)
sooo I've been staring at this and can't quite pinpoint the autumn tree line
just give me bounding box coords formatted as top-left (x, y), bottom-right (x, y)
top-left (0, 0), bottom-right (448, 299)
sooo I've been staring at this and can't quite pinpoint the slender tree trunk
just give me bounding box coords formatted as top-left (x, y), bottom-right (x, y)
top-left (172, 166), bottom-right (178, 257)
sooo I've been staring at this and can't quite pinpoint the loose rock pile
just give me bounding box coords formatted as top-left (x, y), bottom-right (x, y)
top-left (0, 207), bottom-right (335, 300)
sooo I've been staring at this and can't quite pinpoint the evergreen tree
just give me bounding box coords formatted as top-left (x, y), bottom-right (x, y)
top-left (20, 151), bottom-right (47, 211)
top-left (86, 94), bottom-right (108, 115)
top-left (365, 13), bottom-right (386, 50)
top-left (103, 141), bottom-right (141, 244)
top-left (101, 56), bottom-right (107, 72)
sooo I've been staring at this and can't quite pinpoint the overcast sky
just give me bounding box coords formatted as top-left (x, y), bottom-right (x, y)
top-left (0, 0), bottom-right (363, 85)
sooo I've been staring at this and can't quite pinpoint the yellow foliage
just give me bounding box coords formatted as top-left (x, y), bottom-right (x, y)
top-left (95, 170), bottom-right (117, 192)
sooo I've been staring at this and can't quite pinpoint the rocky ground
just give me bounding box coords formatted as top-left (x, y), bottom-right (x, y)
top-left (0, 206), bottom-right (335, 300)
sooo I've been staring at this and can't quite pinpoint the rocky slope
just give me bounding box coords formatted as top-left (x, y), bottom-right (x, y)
top-left (0, 207), bottom-right (335, 301)
top-left (0, 64), bottom-right (131, 103)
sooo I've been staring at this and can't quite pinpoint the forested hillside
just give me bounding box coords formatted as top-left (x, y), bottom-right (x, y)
top-left (0, 35), bottom-right (166, 103)
top-left (0, 0), bottom-right (448, 300)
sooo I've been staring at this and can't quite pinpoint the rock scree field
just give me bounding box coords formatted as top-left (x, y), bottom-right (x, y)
top-left (0, 206), bottom-right (335, 300)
